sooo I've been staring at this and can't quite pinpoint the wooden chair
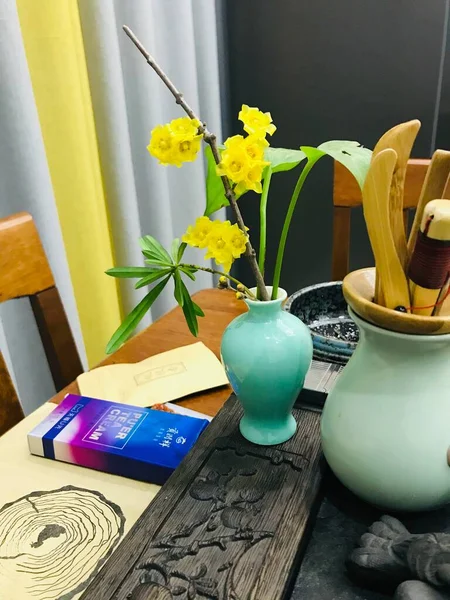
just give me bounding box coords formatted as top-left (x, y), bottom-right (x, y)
top-left (0, 212), bottom-right (83, 434)
top-left (331, 159), bottom-right (432, 281)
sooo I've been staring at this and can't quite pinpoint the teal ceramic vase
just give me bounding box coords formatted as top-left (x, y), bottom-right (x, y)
top-left (221, 287), bottom-right (313, 446)
top-left (321, 308), bottom-right (450, 511)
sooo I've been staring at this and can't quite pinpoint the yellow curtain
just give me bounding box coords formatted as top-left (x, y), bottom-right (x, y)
top-left (17, 0), bottom-right (122, 366)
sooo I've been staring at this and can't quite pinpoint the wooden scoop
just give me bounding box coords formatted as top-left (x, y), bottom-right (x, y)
top-left (372, 119), bottom-right (421, 303)
top-left (362, 148), bottom-right (411, 311)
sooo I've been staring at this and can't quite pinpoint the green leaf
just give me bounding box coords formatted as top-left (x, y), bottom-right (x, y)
top-left (192, 301), bottom-right (205, 317)
top-left (204, 146), bottom-right (229, 216)
top-left (135, 269), bottom-right (172, 289)
top-left (106, 267), bottom-right (154, 279)
top-left (139, 235), bottom-right (173, 264)
top-left (106, 276), bottom-right (170, 354)
top-left (177, 242), bottom-right (187, 263)
top-left (173, 269), bottom-right (184, 306)
top-left (301, 141), bottom-right (372, 190)
top-left (171, 238), bottom-right (181, 262)
top-left (264, 147), bottom-right (307, 173)
top-left (144, 257), bottom-right (173, 267)
top-left (179, 266), bottom-right (198, 281)
top-left (179, 279), bottom-right (199, 336)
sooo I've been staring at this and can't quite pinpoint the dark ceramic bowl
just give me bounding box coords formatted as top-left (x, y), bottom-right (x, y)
top-left (285, 281), bottom-right (359, 360)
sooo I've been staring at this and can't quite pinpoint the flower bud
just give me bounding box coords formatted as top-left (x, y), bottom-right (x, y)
top-left (236, 292), bottom-right (245, 300)
top-left (237, 283), bottom-right (245, 293)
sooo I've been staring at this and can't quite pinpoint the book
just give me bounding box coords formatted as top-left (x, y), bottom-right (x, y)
top-left (28, 394), bottom-right (209, 485)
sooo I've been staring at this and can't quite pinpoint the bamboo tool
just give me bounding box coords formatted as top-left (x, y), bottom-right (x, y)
top-left (371, 119), bottom-right (421, 304)
top-left (407, 149), bottom-right (450, 261)
top-left (362, 148), bottom-right (411, 311)
top-left (408, 199), bottom-right (450, 316)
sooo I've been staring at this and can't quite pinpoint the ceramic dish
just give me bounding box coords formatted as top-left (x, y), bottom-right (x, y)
top-left (285, 281), bottom-right (359, 358)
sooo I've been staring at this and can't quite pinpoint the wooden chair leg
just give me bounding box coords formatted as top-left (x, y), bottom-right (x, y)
top-left (0, 352), bottom-right (24, 435)
top-left (30, 287), bottom-right (83, 391)
top-left (332, 207), bottom-right (351, 281)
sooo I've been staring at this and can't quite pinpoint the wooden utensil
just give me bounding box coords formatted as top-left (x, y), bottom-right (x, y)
top-left (343, 267), bottom-right (450, 335)
top-left (407, 149), bottom-right (450, 261)
top-left (372, 119), bottom-right (421, 304)
top-left (362, 148), bottom-right (411, 311)
top-left (408, 199), bottom-right (450, 316)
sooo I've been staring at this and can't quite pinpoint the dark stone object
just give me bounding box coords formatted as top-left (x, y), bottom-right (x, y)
top-left (286, 282), bottom-right (359, 364)
top-left (348, 515), bottom-right (450, 599)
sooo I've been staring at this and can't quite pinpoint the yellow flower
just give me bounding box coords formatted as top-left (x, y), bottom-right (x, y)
top-left (204, 221), bottom-right (234, 273)
top-left (216, 145), bottom-right (250, 185)
top-left (147, 124), bottom-right (174, 166)
top-left (183, 218), bottom-right (248, 274)
top-left (147, 117), bottom-right (202, 167)
top-left (171, 134), bottom-right (203, 167)
top-left (182, 216), bottom-right (215, 248)
top-left (170, 117), bottom-right (200, 137)
top-left (218, 133), bottom-right (269, 196)
top-left (238, 104), bottom-right (276, 138)
top-left (223, 223), bottom-right (248, 259)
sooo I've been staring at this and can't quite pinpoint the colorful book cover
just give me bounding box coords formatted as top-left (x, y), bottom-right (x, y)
top-left (28, 394), bottom-right (209, 485)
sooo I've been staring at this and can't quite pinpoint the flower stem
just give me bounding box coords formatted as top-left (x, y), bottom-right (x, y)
top-left (259, 167), bottom-right (272, 279)
top-left (183, 264), bottom-right (257, 299)
top-left (123, 26), bottom-right (270, 302)
top-left (271, 157), bottom-right (320, 300)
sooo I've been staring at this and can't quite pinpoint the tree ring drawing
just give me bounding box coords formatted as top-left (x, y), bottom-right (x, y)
top-left (0, 485), bottom-right (125, 599)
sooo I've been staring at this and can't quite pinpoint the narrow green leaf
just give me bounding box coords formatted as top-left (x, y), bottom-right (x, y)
top-left (177, 242), bottom-right (187, 263)
top-left (264, 147), bottom-right (307, 173)
top-left (106, 276), bottom-right (170, 354)
top-left (192, 301), bottom-right (205, 317)
top-left (139, 235), bottom-right (173, 264)
top-left (171, 238), bottom-right (181, 261)
top-left (179, 280), bottom-right (198, 336)
top-left (106, 267), bottom-right (154, 279)
top-left (204, 146), bottom-right (229, 216)
top-left (135, 269), bottom-right (172, 289)
top-left (173, 269), bottom-right (184, 306)
top-left (143, 256), bottom-right (173, 267)
top-left (179, 266), bottom-right (198, 281)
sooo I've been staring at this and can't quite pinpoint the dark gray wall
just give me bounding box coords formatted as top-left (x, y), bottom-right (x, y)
top-left (225, 0), bottom-right (450, 294)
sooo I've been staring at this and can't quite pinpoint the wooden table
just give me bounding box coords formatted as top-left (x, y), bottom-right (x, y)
top-left (50, 289), bottom-right (244, 415)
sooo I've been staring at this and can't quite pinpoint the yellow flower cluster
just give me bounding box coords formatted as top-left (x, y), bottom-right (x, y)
top-left (182, 216), bottom-right (248, 273)
top-left (216, 105), bottom-right (276, 195)
top-left (148, 117), bottom-right (202, 167)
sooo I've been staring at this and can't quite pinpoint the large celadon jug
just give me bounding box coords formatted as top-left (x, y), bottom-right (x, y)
top-left (321, 307), bottom-right (450, 511)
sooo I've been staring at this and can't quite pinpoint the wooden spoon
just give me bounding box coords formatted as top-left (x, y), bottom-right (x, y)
top-left (362, 148), bottom-right (411, 310)
top-left (372, 119), bottom-right (421, 303)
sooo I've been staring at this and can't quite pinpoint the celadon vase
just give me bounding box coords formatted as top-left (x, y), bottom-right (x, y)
top-left (221, 287), bottom-right (313, 446)
top-left (321, 308), bottom-right (450, 512)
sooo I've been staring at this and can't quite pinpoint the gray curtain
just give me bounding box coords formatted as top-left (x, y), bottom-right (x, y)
top-left (78, 0), bottom-right (224, 325)
top-left (0, 0), bottom-right (224, 413)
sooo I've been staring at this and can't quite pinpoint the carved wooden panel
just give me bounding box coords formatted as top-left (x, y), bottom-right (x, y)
top-left (81, 396), bottom-right (323, 600)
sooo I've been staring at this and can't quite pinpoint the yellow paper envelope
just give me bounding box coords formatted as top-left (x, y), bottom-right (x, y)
top-left (77, 342), bottom-right (229, 406)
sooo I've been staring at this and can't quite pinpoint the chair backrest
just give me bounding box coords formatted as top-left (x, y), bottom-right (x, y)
top-left (0, 212), bottom-right (82, 434)
top-left (331, 158), bottom-right (431, 281)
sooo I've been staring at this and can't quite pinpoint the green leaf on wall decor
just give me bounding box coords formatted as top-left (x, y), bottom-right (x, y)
top-left (177, 242), bottom-right (187, 263)
top-left (301, 141), bottom-right (372, 189)
top-left (204, 146), bottom-right (229, 216)
top-left (179, 266), bottom-right (198, 281)
top-left (139, 235), bottom-right (173, 264)
top-left (105, 266), bottom-right (156, 278)
top-left (106, 276), bottom-right (171, 354)
top-left (264, 147), bottom-right (307, 173)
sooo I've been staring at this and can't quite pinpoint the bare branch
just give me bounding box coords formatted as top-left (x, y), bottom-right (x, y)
top-left (123, 25), bottom-right (269, 301)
